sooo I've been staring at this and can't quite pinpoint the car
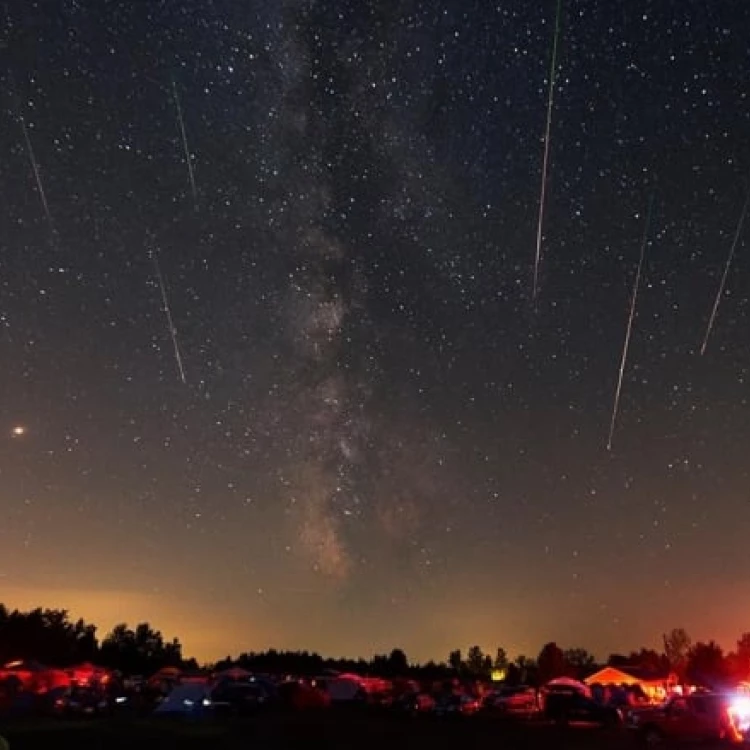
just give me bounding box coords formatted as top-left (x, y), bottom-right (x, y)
top-left (627, 693), bottom-right (747, 746)
top-left (434, 694), bottom-right (482, 717)
top-left (543, 688), bottom-right (623, 727)
top-left (51, 687), bottom-right (109, 718)
top-left (209, 681), bottom-right (272, 717)
top-left (393, 691), bottom-right (436, 716)
top-left (484, 685), bottom-right (539, 714)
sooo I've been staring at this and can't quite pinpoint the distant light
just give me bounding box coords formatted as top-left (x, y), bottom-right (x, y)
top-left (11, 426), bottom-right (25, 437)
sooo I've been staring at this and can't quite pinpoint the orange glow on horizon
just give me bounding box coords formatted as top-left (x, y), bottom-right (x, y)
top-left (0, 585), bottom-right (265, 664)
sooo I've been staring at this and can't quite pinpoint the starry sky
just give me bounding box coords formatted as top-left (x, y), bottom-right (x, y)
top-left (2, 0), bottom-right (750, 664)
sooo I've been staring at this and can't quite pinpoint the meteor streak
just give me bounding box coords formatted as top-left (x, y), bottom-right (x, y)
top-left (171, 79), bottom-right (198, 210)
top-left (18, 113), bottom-right (53, 229)
top-left (532, 0), bottom-right (563, 301)
top-left (607, 194), bottom-right (654, 452)
top-left (700, 188), bottom-right (750, 356)
top-left (150, 248), bottom-right (187, 385)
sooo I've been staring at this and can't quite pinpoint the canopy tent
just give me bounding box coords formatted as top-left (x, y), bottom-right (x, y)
top-left (584, 667), bottom-right (641, 687)
top-left (584, 666), bottom-right (675, 700)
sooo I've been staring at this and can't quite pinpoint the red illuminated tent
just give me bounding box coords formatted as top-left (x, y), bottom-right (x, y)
top-left (0, 660), bottom-right (50, 692)
top-left (68, 662), bottom-right (109, 686)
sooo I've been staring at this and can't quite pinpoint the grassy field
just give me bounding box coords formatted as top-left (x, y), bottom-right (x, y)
top-left (0, 712), bottom-right (642, 750)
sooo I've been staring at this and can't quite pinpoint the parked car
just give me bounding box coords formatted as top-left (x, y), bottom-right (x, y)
top-left (484, 685), bottom-right (538, 714)
top-left (627, 693), bottom-right (746, 746)
top-left (51, 687), bottom-right (109, 718)
top-left (434, 694), bottom-right (482, 717)
top-left (543, 689), bottom-right (622, 727)
top-left (209, 681), bottom-right (272, 717)
top-left (393, 691), bottom-right (436, 716)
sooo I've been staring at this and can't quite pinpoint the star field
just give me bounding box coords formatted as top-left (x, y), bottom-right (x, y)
top-left (1, 0), bottom-right (750, 662)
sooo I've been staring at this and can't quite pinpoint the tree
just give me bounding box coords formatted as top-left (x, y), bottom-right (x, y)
top-left (607, 653), bottom-right (630, 667)
top-left (512, 655), bottom-right (539, 686)
top-left (0, 607), bottom-right (99, 666)
top-left (448, 649), bottom-right (463, 673)
top-left (729, 633), bottom-right (750, 682)
top-left (100, 622), bottom-right (182, 675)
top-left (387, 648), bottom-right (408, 675)
top-left (71, 618), bottom-right (98, 663)
top-left (493, 647), bottom-right (509, 675)
top-left (466, 645), bottom-right (487, 677)
top-left (737, 633), bottom-right (750, 662)
top-left (564, 648), bottom-right (596, 677)
top-left (537, 642), bottom-right (566, 684)
top-left (483, 654), bottom-right (493, 676)
top-left (686, 641), bottom-right (727, 688)
top-left (629, 648), bottom-right (670, 674)
top-left (663, 628), bottom-right (692, 681)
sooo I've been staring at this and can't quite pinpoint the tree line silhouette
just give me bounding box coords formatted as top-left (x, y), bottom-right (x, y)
top-left (0, 605), bottom-right (190, 676)
top-left (1, 605), bottom-right (749, 687)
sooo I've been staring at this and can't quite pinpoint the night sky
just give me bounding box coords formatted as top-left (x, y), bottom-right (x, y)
top-left (2, 0), bottom-right (750, 664)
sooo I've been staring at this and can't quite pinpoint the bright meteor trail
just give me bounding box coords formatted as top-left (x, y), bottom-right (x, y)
top-left (17, 112), bottom-right (53, 230)
top-left (150, 247), bottom-right (187, 385)
top-left (532, 0), bottom-right (563, 301)
top-left (171, 79), bottom-right (198, 211)
top-left (607, 194), bottom-right (654, 452)
top-left (700, 188), bottom-right (750, 356)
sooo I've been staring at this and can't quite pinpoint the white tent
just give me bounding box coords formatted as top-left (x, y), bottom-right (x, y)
top-left (154, 683), bottom-right (212, 716)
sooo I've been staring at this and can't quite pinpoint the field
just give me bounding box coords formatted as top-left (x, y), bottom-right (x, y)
top-left (0, 712), bottom-right (644, 750)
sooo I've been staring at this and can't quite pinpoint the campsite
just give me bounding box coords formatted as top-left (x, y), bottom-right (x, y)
top-left (2, 618), bottom-right (750, 748)
top-left (1, 663), bottom-right (747, 749)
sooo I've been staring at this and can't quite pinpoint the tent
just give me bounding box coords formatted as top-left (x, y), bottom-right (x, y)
top-left (545, 677), bottom-right (591, 696)
top-left (68, 662), bottom-right (109, 686)
top-left (326, 674), bottom-right (367, 702)
top-left (584, 666), bottom-right (674, 700)
top-left (2, 660), bottom-right (47, 675)
top-left (149, 666), bottom-right (183, 688)
top-left (584, 667), bottom-right (640, 687)
top-left (0, 660), bottom-right (49, 691)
